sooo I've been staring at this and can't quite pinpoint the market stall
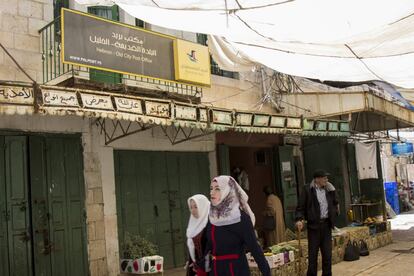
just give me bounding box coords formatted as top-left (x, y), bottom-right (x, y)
top-left (249, 223), bottom-right (392, 276)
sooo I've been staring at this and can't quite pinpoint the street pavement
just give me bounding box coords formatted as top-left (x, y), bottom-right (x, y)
top-left (329, 211), bottom-right (414, 276)
top-left (164, 212), bottom-right (414, 276)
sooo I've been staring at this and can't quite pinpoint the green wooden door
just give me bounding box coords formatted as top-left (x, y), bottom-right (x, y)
top-left (276, 145), bottom-right (298, 230)
top-left (115, 151), bottom-right (210, 268)
top-left (5, 136), bottom-right (32, 276)
top-left (0, 137), bottom-right (9, 276)
top-left (88, 6), bottom-right (122, 84)
top-left (303, 137), bottom-right (347, 227)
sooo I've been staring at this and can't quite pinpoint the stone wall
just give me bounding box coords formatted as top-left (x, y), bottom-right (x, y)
top-left (83, 124), bottom-right (109, 276)
top-left (0, 0), bottom-right (50, 82)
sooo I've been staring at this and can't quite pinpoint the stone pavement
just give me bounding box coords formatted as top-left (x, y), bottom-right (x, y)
top-left (164, 212), bottom-right (414, 276)
top-left (328, 211), bottom-right (414, 276)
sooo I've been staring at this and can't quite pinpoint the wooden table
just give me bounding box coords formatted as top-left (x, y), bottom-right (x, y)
top-left (350, 201), bottom-right (381, 221)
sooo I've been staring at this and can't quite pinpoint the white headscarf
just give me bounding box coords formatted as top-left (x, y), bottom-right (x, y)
top-left (186, 194), bottom-right (210, 262)
top-left (209, 176), bottom-right (256, 227)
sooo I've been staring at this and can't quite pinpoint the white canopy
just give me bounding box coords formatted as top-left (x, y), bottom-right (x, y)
top-left (76, 0), bottom-right (414, 88)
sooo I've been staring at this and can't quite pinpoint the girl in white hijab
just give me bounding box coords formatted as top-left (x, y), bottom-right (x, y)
top-left (207, 176), bottom-right (270, 276)
top-left (186, 194), bottom-right (210, 276)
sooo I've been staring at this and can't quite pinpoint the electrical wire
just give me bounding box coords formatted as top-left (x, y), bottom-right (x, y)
top-left (0, 42), bottom-right (36, 83)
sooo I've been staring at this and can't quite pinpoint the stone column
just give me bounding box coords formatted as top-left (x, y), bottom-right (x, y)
top-left (83, 122), bottom-right (108, 276)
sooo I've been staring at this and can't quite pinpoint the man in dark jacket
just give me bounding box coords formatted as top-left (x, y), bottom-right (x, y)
top-left (295, 170), bottom-right (339, 276)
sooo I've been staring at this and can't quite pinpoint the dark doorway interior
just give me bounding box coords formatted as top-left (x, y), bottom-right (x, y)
top-left (228, 147), bottom-right (274, 229)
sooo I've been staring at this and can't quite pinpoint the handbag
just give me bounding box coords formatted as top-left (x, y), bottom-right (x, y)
top-left (344, 240), bottom-right (360, 261)
top-left (263, 214), bottom-right (276, 231)
top-left (262, 208), bottom-right (276, 231)
top-left (359, 240), bottom-right (370, 256)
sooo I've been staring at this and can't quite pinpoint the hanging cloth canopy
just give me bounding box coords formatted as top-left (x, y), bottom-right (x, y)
top-left (76, 0), bottom-right (414, 88)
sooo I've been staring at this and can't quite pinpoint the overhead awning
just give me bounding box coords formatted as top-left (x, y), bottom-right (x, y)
top-left (0, 84), bottom-right (350, 139)
top-left (76, 0), bottom-right (414, 88)
top-left (283, 91), bottom-right (414, 132)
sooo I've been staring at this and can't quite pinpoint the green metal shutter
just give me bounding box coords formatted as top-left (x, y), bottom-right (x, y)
top-left (115, 151), bottom-right (211, 269)
top-left (218, 144), bottom-right (230, 175)
top-left (63, 137), bottom-right (88, 275)
top-left (29, 136), bottom-right (52, 276)
top-left (347, 143), bottom-right (360, 198)
top-left (0, 137), bottom-right (10, 276)
top-left (303, 137), bottom-right (347, 227)
top-left (5, 136), bottom-right (32, 276)
top-left (44, 137), bottom-right (88, 276)
top-left (276, 145), bottom-right (298, 230)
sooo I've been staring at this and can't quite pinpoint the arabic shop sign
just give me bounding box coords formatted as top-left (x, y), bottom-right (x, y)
top-left (42, 90), bottom-right (79, 107)
top-left (114, 97), bottom-right (143, 114)
top-left (0, 86), bottom-right (33, 104)
top-left (61, 9), bottom-right (174, 82)
top-left (80, 93), bottom-right (113, 110)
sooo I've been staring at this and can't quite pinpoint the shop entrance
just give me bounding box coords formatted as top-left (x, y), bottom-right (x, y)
top-left (0, 135), bottom-right (88, 276)
top-left (303, 137), bottom-right (349, 227)
top-left (115, 151), bottom-right (210, 268)
top-left (216, 132), bottom-right (303, 233)
top-left (226, 146), bottom-right (275, 230)
top-left (222, 145), bottom-right (300, 230)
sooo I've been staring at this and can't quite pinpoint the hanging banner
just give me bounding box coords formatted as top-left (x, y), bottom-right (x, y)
top-left (392, 142), bottom-right (414, 155)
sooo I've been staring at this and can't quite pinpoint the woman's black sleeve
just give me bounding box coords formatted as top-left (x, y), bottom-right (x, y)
top-left (241, 213), bottom-right (271, 276)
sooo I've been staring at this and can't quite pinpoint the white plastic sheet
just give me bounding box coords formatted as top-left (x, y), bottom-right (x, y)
top-left (76, 0), bottom-right (414, 88)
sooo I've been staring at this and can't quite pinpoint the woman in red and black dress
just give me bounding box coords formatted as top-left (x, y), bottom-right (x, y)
top-left (206, 176), bottom-right (270, 276)
top-left (186, 194), bottom-right (210, 276)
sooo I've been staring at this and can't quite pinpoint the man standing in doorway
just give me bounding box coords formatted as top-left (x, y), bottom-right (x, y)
top-left (295, 170), bottom-right (339, 276)
top-left (262, 186), bottom-right (286, 247)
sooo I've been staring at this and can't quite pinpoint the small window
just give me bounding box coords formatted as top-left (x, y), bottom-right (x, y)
top-left (88, 6), bottom-right (118, 20)
top-left (255, 150), bottom-right (268, 166)
top-left (197, 33), bottom-right (208, 46)
top-left (196, 33), bottom-right (239, 79)
top-left (53, 0), bottom-right (69, 36)
top-left (53, 0), bottom-right (69, 20)
top-left (135, 18), bottom-right (145, 28)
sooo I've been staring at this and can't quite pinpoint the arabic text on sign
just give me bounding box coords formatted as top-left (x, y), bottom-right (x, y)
top-left (0, 88), bottom-right (32, 99)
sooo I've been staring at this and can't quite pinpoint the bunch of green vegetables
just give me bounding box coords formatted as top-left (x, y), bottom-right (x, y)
top-left (269, 244), bottom-right (296, 254)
